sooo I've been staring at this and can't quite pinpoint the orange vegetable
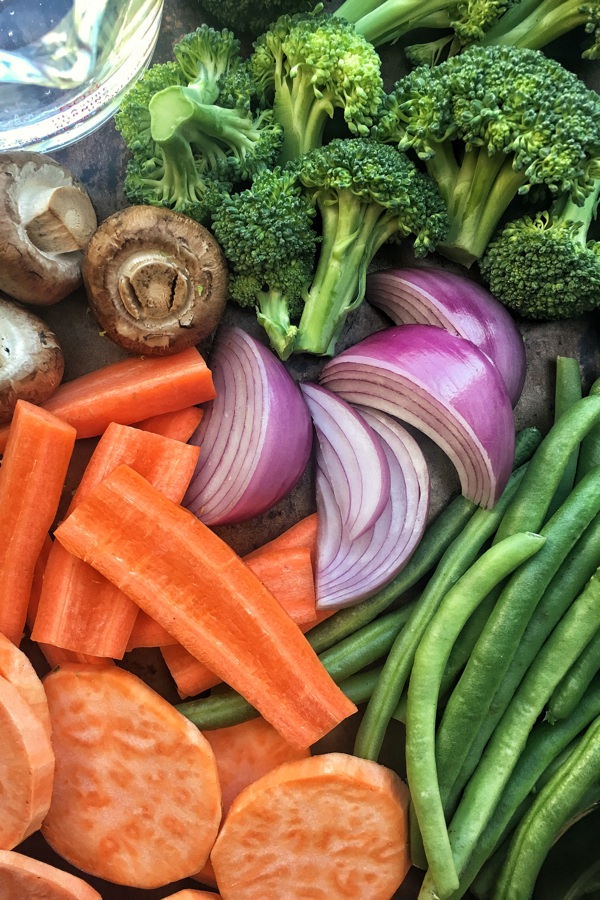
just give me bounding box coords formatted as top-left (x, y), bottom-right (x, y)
top-left (0, 346), bottom-right (215, 453)
top-left (126, 610), bottom-right (178, 651)
top-left (0, 674), bottom-right (54, 849)
top-left (211, 753), bottom-right (412, 899)
top-left (0, 631), bottom-right (51, 739)
top-left (244, 512), bottom-right (318, 563)
top-left (31, 423), bottom-right (200, 659)
top-left (135, 405), bottom-right (204, 442)
top-left (42, 664), bottom-right (221, 889)
top-left (0, 400), bottom-right (76, 645)
top-left (165, 892), bottom-right (222, 900)
top-left (54, 464), bottom-right (357, 749)
top-left (162, 545), bottom-right (318, 698)
top-left (0, 849), bottom-right (102, 899)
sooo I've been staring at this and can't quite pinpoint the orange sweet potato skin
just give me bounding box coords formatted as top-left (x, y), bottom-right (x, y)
top-left (0, 849), bottom-right (102, 899)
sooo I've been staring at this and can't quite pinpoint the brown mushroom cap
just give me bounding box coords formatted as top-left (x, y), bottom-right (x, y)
top-left (0, 151), bottom-right (97, 306)
top-left (0, 292), bottom-right (65, 424)
top-left (82, 205), bottom-right (229, 356)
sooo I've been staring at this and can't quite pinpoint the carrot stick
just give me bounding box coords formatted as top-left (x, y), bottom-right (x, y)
top-left (27, 536), bottom-right (113, 669)
top-left (54, 465), bottom-right (357, 749)
top-left (0, 347), bottom-right (215, 453)
top-left (162, 545), bottom-right (319, 698)
top-left (0, 400), bottom-right (76, 645)
top-left (31, 423), bottom-right (201, 659)
top-left (210, 753), bottom-right (412, 899)
top-left (0, 674), bottom-right (55, 849)
top-left (0, 631), bottom-right (51, 738)
top-left (126, 611), bottom-right (178, 651)
top-left (244, 512), bottom-right (318, 563)
top-left (42, 664), bottom-right (222, 889)
top-left (0, 850), bottom-right (102, 899)
top-left (135, 405), bottom-right (204, 442)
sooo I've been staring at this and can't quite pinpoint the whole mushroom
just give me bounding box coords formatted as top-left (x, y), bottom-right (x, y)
top-left (0, 152), bottom-right (97, 306)
top-left (0, 292), bottom-right (65, 424)
top-left (82, 205), bottom-right (229, 356)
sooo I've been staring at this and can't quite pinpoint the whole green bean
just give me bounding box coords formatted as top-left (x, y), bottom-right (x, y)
top-left (545, 356), bottom-right (583, 520)
top-left (496, 394), bottom-right (600, 541)
top-left (575, 377), bottom-right (600, 483)
top-left (353, 464), bottom-right (529, 762)
top-left (405, 532), bottom-right (546, 899)
top-left (435, 470), bottom-right (600, 811)
top-left (176, 601), bottom-right (416, 729)
top-left (425, 569), bottom-right (600, 900)
top-left (441, 507), bottom-right (600, 815)
top-left (548, 624), bottom-right (600, 721)
top-left (494, 715), bottom-right (600, 900)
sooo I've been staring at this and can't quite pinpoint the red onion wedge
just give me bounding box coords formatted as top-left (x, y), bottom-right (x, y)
top-left (319, 324), bottom-right (514, 510)
top-left (366, 266), bottom-right (526, 406)
top-left (302, 384), bottom-right (430, 610)
top-left (299, 382), bottom-right (390, 541)
top-left (183, 325), bottom-right (313, 525)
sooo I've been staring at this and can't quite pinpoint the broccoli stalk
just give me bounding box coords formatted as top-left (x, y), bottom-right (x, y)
top-left (293, 138), bottom-right (449, 356)
top-left (479, 178), bottom-right (600, 319)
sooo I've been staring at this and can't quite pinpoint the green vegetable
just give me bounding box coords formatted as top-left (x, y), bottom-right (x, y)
top-left (547, 625), bottom-right (600, 722)
top-left (248, 9), bottom-right (384, 164)
top-left (404, 532), bottom-right (547, 898)
top-left (479, 179), bottom-right (600, 320)
top-left (376, 44), bottom-right (600, 267)
top-left (198, 0), bottom-right (313, 36)
top-left (576, 378), bottom-right (600, 483)
top-left (546, 358), bottom-right (583, 516)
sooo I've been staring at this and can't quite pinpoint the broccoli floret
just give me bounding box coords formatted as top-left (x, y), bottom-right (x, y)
top-left (376, 44), bottom-right (600, 267)
top-left (211, 169), bottom-right (318, 360)
top-left (333, 0), bottom-right (515, 48)
top-left (114, 25), bottom-right (283, 222)
top-left (479, 179), bottom-right (600, 319)
top-left (249, 9), bottom-right (384, 164)
top-left (199, 0), bottom-right (314, 37)
top-left (292, 137), bottom-right (449, 357)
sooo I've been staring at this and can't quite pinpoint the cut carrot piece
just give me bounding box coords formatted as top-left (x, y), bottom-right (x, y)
top-left (0, 632), bottom-right (51, 739)
top-left (0, 400), bottom-right (76, 645)
top-left (164, 892), bottom-right (222, 899)
top-left (162, 545), bottom-right (318, 698)
top-left (244, 513), bottom-right (318, 563)
top-left (42, 664), bottom-right (222, 889)
top-left (0, 346), bottom-right (215, 453)
top-left (31, 423), bottom-right (200, 659)
top-left (126, 610), bottom-right (178, 651)
top-left (211, 753), bottom-right (411, 899)
top-left (27, 536), bottom-right (114, 670)
top-left (135, 405), bottom-right (204, 442)
top-left (54, 465), bottom-right (357, 749)
top-left (0, 674), bottom-right (54, 849)
top-left (0, 849), bottom-right (102, 899)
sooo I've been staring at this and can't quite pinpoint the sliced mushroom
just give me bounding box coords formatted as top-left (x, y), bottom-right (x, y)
top-left (82, 205), bottom-right (229, 356)
top-left (0, 151), bottom-right (97, 306)
top-left (0, 292), bottom-right (65, 424)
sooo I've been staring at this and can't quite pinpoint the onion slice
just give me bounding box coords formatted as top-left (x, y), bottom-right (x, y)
top-left (366, 266), bottom-right (526, 406)
top-left (319, 324), bottom-right (514, 509)
top-left (299, 382), bottom-right (390, 540)
top-left (308, 389), bottom-right (430, 610)
top-left (184, 325), bottom-right (313, 525)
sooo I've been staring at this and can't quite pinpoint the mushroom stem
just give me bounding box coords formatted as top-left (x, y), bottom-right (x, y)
top-left (25, 185), bottom-right (98, 254)
top-left (117, 252), bottom-right (192, 321)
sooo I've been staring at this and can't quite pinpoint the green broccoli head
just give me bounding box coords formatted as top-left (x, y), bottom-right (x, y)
top-left (211, 168), bottom-right (318, 359)
top-left (249, 9), bottom-right (384, 163)
top-left (292, 137), bottom-right (449, 356)
top-left (114, 62), bottom-right (185, 153)
top-left (199, 0), bottom-right (314, 37)
top-left (173, 25), bottom-right (243, 105)
top-left (479, 184), bottom-right (600, 320)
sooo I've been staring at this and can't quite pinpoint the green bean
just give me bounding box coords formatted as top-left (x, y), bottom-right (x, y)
top-left (496, 394), bottom-right (600, 541)
top-left (545, 356), bottom-right (583, 520)
top-left (430, 569), bottom-right (600, 899)
top-left (575, 377), bottom-right (600, 483)
top-left (444, 674), bottom-right (600, 899)
top-left (441, 507), bottom-right (600, 815)
top-left (176, 601), bottom-right (416, 729)
top-left (405, 532), bottom-right (546, 899)
top-left (435, 471), bottom-right (600, 812)
top-left (548, 624), bottom-right (600, 721)
top-left (353, 464), bottom-right (529, 762)
top-left (494, 715), bottom-right (600, 900)
top-left (307, 426), bottom-right (542, 656)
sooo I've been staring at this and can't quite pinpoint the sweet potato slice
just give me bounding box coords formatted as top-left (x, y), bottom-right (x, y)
top-left (42, 664), bottom-right (221, 888)
top-left (0, 631), bottom-right (51, 738)
top-left (0, 849), bottom-right (102, 899)
top-left (164, 892), bottom-right (222, 899)
top-left (0, 675), bottom-right (54, 849)
top-left (211, 752), bottom-right (411, 899)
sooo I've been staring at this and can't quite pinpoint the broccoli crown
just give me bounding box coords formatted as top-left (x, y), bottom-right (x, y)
top-left (114, 62), bottom-right (185, 153)
top-left (173, 26), bottom-right (243, 105)
top-left (249, 10), bottom-right (384, 161)
top-left (479, 201), bottom-right (600, 320)
top-left (380, 45), bottom-right (600, 197)
top-left (450, 0), bottom-right (517, 43)
top-left (199, 0), bottom-right (314, 37)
